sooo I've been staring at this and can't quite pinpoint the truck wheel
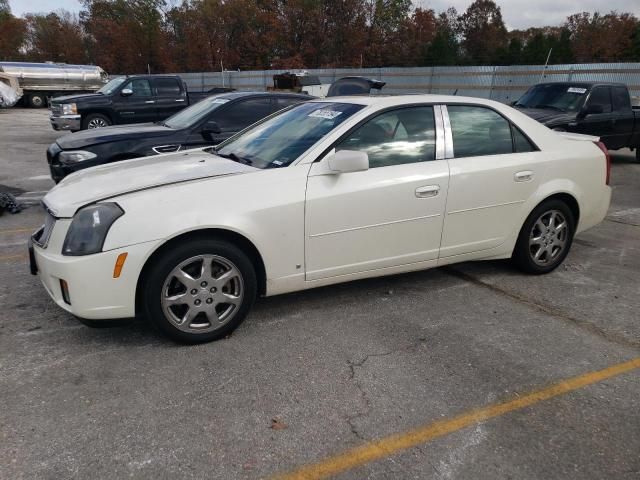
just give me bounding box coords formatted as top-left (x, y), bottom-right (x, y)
top-left (29, 93), bottom-right (46, 108)
top-left (512, 199), bottom-right (575, 274)
top-left (82, 113), bottom-right (111, 130)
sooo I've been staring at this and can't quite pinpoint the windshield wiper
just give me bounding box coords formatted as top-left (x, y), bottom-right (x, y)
top-left (217, 152), bottom-right (252, 165)
top-left (533, 104), bottom-right (565, 112)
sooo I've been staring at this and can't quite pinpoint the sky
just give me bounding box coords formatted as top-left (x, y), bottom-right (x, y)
top-left (8, 0), bottom-right (640, 30)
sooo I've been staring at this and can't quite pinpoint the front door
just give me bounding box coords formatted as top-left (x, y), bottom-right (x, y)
top-left (113, 78), bottom-right (157, 124)
top-left (578, 86), bottom-right (615, 148)
top-left (305, 106), bottom-right (449, 281)
top-left (439, 104), bottom-right (541, 258)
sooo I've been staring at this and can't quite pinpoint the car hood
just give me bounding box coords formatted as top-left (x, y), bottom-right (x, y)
top-left (52, 92), bottom-right (104, 104)
top-left (515, 107), bottom-right (577, 126)
top-left (57, 123), bottom-right (175, 149)
top-left (43, 149), bottom-right (257, 218)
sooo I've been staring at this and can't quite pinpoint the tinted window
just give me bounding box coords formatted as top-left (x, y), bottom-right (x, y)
top-left (587, 87), bottom-right (612, 113)
top-left (337, 106), bottom-right (436, 168)
top-left (448, 106), bottom-right (513, 158)
top-left (274, 97), bottom-right (304, 111)
top-left (612, 86), bottom-right (631, 112)
top-left (220, 98), bottom-right (273, 131)
top-left (155, 78), bottom-right (182, 96)
top-left (512, 125), bottom-right (535, 153)
top-left (127, 79), bottom-right (152, 97)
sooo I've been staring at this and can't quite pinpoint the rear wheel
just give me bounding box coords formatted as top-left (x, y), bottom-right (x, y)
top-left (512, 199), bottom-right (575, 274)
top-left (82, 113), bottom-right (111, 130)
top-left (141, 239), bottom-right (257, 343)
top-left (29, 93), bottom-right (46, 108)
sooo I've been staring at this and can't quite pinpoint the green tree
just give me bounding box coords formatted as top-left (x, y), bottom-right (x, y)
top-left (0, 1), bottom-right (26, 60)
top-left (460, 0), bottom-right (508, 64)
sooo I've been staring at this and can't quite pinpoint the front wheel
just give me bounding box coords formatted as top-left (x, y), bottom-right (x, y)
top-left (141, 239), bottom-right (257, 343)
top-left (29, 93), bottom-right (46, 108)
top-left (512, 200), bottom-right (575, 274)
top-left (82, 113), bottom-right (111, 130)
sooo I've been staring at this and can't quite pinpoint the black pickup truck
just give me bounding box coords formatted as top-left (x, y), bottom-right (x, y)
top-left (49, 74), bottom-right (211, 132)
top-left (514, 82), bottom-right (640, 161)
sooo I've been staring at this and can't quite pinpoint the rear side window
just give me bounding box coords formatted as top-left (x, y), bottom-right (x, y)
top-left (587, 87), bottom-right (612, 113)
top-left (154, 78), bottom-right (182, 96)
top-left (218, 98), bottom-right (273, 131)
top-left (336, 106), bottom-right (436, 168)
top-left (447, 106), bottom-right (513, 158)
top-left (512, 126), bottom-right (536, 153)
top-left (612, 86), bottom-right (631, 112)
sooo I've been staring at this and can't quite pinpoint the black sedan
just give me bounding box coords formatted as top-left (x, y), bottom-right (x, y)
top-left (46, 91), bottom-right (312, 182)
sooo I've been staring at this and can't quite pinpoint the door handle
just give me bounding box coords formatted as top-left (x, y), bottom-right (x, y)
top-left (144, 100), bottom-right (155, 104)
top-left (415, 185), bottom-right (440, 198)
top-left (514, 170), bottom-right (534, 182)
top-left (175, 99), bottom-right (186, 102)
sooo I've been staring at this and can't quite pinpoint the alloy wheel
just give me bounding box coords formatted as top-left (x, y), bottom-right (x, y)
top-left (87, 118), bottom-right (108, 128)
top-left (161, 255), bottom-right (244, 333)
top-left (528, 209), bottom-right (568, 266)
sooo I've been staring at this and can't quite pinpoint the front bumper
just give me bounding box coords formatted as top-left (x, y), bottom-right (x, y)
top-left (30, 222), bottom-right (160, 320)
top-left (50, 114), bottom-right (81, 131)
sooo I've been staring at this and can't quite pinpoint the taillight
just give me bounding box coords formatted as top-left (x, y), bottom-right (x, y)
top-left (594, 141), bottom-right (611, 185)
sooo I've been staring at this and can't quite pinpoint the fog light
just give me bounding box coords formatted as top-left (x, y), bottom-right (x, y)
top-left (60, 279), bottom-right (71, 305)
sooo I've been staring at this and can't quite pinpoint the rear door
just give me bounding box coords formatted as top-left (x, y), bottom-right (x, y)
top-left (153, 77), bottom-right (186, 120)
top-left (112, 78), bottom-right (157, 124)
top-left (578, 86), bottom-right (615, 147)
top-left (610, 85), bottom-right (634, 149)
top-left (439, 104), bottom-right (541, 258)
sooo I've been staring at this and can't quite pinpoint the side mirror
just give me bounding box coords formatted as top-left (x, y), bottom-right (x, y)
top-left (121, 88), bottom-right (133, 97)
top-left (327, 150), bottom-right (369, 174)
top-left (201, 121), bottom-right (221, 139)
top-left (580, 104), bottom-right (604, 117)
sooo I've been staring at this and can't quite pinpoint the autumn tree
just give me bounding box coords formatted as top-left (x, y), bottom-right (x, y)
top-left (460, 0), bottom-right (508, 64)
top-left (423, 8), bottom-right (460, 66)
top-left (23, 12), bottom-right (88, 64)
top-left (566, 11), bottom-right (638, 62)
top-left (0, 0), bottom-right (27, 60)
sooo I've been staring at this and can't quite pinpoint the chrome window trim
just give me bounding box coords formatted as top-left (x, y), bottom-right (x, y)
top-left (434, 105), bottom-right (446, 160)
top-left (440, 105), bottom-right (454, 159)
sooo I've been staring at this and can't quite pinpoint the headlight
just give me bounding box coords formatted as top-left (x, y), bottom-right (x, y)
top-left (59, 150), bottom-right (97, 164)
top-left (62, 103), bottom-right (77, 115)
top-left (62, 203), bottom-right (124, 256)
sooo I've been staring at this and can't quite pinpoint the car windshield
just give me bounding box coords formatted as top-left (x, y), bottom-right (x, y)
top-left (215, 102), bottom-right (364, 169)
top-left (164, 96), bottom-right (230, 129)
top-left (515, 84), bottom-right (589, 112)
top-left (97, 76), bottom-right (127, 95)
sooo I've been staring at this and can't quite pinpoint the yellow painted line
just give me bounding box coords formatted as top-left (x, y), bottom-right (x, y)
top-left (274, 357), bottom-right (640, 480)
top-left (0, 227), bottom-right (38, 234)
top-left (0, 253), bottom-right (27, 262)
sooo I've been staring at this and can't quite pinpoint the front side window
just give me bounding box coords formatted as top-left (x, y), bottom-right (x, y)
top-left (216, 102), bottom-right (364, 169)
top-left (336, 106), bottom-right (436, 168)
top-left (218, 98), bottom-right (273, 131)
top-left (127, 79), bottom-right (152, 97)
top-left (586, 87), bottom-right (612, 113)
top-left (448, 105), bottom-right (513, 158)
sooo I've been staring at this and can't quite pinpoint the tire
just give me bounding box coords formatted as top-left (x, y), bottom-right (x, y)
top-left (141, 239), bottom-right (257, 343)
top-left (29, 93), bottom-right (46, 108)
top-left (82, 113), bottom-right (111, 130)
top-left (512, 199), bottom-right (576, 274)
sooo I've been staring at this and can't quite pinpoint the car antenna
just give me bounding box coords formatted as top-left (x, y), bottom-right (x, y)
top-left (453, 89), bottom-right (458, 96)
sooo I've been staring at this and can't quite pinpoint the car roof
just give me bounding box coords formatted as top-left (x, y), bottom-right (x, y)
top-left (311, 94), bottom-right (510, 108)
top-left (205, 91), bottom-right (314, 101)
top-left (535, 81), bottom-right (627, 88)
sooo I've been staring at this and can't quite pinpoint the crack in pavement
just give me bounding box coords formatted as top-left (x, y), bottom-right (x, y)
top-left (345, 341), bottom-right (428, 441)
top-left (443, 266), bottom-right (640, 351)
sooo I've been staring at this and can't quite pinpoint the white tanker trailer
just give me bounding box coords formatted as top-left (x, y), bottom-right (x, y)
top-left (0, 61), bottom-right (108, 107)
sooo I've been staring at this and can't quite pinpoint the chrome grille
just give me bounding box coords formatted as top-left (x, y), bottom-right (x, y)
top-left (50, 103), bottom-right (62, 116)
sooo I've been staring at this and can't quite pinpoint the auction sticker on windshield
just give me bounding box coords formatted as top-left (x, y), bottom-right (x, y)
top-left (567, 87), bottom-right (587, 94)
top-left (309, 109), bottom-right (343, 119)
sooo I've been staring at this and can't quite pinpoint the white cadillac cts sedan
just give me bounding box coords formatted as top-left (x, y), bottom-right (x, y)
top-left (30, 95), bottom-right (612, 343)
